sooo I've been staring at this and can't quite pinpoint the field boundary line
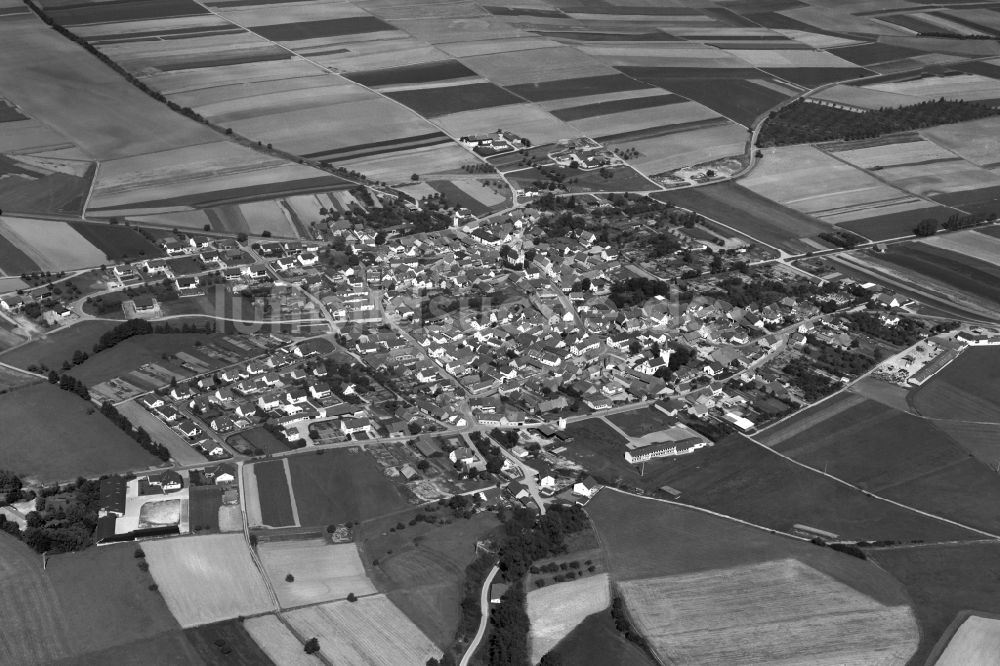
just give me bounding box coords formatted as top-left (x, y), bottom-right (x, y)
top-left (282, 458), bottom-right (301, 528)
top-left (274, 611), bottom-right (334, 666)
top-left (81, 160), bottom-right (101, 219)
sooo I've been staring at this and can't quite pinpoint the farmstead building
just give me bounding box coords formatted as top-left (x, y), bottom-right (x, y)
top-left (624, 437), bottom-right (708, 464)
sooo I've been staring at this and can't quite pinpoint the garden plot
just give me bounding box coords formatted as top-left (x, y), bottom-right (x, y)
top-left (0, 217), bottom-right (104, 271)
top-left (620, 559), bottom-right (918, 666)
top-left (935, 614), bottom-right (1000, 666)
top-left (284, 595), bottom-right (440, 665)
top-left (258, 540), bottom-right (375, 608)
top-left (527, 574), bottom-right (610, 664)
top-left (144, 534), bottom-right (275, 627)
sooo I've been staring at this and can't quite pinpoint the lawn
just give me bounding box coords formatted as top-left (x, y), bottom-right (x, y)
top-left (253, 460), bottom-right (296, 528)
top-left (183, 620), bottom-right (273, 666)
top-left (910, 346), bottom-right (1000, 422)
top-left (357, 509), bottom-right (500, 648)
top-left (0, 383), bottom-right (163, 483)
top-left (872, 542), bottom-right (1000, 665)
top-left (549, 609), bottom-right (656, 666)
top-left (0, 535), bottom-right (197, 664)
top-left (606, 406), bottom-right (678, 438)
top-left (0, 320), bottom-right (118, 372)
top-left (287, 449), bottom-right (411, 528)
top-left (188, 485), bottom-right (222, 534)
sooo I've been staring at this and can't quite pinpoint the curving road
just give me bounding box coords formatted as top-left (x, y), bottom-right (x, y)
top-left (460, 564), bottom-right (500, 666)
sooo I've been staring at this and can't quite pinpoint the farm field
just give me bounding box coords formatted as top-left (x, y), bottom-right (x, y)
top-left (68, 332), bottom-right (221, 385)
top-left (0, 364), bottom-right (40, 391)
top-left (0, 216), bottom-right (105, 271)
top-left (253, 459), bottom-right (297, 528)
top-left (284, 595), bottom-right (440, 665)
top-left (0, 153), bottom-right (95, 217)
top-left (656, 183), bottom-right (829, 253)
top-left (910, 346), bottom-right (1000, 422)
top-left (69, 221), bottom-right (165, 262)
top-left (933, 614), bottom-right (1000, 666)
top-left (0, 535), bottom-right (199, 665)
top-left (258, 540), bottom-right (375, 609)
top-left (548, 610), bottom-right (656, 666)
top-left (527, 574), bottom-right (611, 664)
top-left (244, 614), bottom-right (319, 666)
top-left (188, 485), bottom-right (223, 534)
top-left (0, 320), bottom-right (118, 371)
top-left (619, 559), bottom-right (917, 666)
top-left (286, 449), bottom-right (410, 527)
top-left (922, 117), bottom-right (1000, 168)
top-left (0, 382), bottom-right (163, 483)
top-left (872, 542), bottom-right (1000, 664)
top-left (183, 620), bottom-right (273, 666)
top-left (0, 231), bottom-right (40, 274)
top-left (358, 509), bottom-right (500, 648)
top-left (144, 534), bottom-right (276, 627)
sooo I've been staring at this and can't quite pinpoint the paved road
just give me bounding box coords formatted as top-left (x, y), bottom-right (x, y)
top-left (460, 564), bottom-right (499, 666)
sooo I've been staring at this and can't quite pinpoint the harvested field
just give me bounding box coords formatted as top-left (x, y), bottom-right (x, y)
top-left (921, 230), bottom-right (1000, 268)
top-left (549, 609), bottom-right (656, 666)
top-left (922, 117), bottom-right (1000, 168)
top-left (527, 574), bottom-right (610, 663)
top-left (619, 559), bottom-right (917, 666)
top-left (259, 540), bottom-right (375, 608)
top-left (144, 533), bottom-right (275, 627)
top-left (0, 535), bottom-right (197, 664)
top-left (0, 217), bottom-right (104, 271)
top-left (934, 614), bottom-right (1000, 666)
top-left (245, 614), bottom-right (319, 666)
top-left (873, 542), bottom-right (1000, 664)
top-left (287, 449), bottom-right (410, 527)
top-left (253, 459), bottom-right (297, 528)
top-left (344, 142), bottom-right (470, 183)
top-left (284, 595), bottom-right (439, 665)
top-left (358, 511), bottom-right (500, 648)
top-left (184, 620), bottom-right (273, 666)
top-left (0, 383), bottom-right (163, 483)
top-left (656, 182), bottom-right (828, 253)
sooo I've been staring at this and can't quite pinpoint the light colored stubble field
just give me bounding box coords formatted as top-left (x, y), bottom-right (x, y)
top-left (284, 595), bottom-right (440, 665)
top-left (922, 117), bottom-right (1000, 168)
top-left (620, 558), bottom-right (918, 666)
top-left (618, 123), bottom-right (747, 175)
top-left (935, 614), bottom-right (1000, 666)
top-left (527, 573), bottom-right (610, 664)
top-left (244, 614), bottom-right (321, 666)
top-left (920, 230), bottom-right (1000, 268)
top-left (0, 217), bottom-right (105, 271)
top-left (259, 540), bottom-right (375, 608)
top-left (145, 533), bottom-right (276, 627)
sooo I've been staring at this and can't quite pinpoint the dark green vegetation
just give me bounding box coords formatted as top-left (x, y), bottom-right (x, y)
top-left (549, 94), bottom-right (684, 122)
top-left (872, 542), bottom-right (1000, 665)
top-left (287, 449), bottom-right (410, 527)
top-left (607, 407), bottom-right (678, 438)
top-left (506, 74), bottom-right (651, 102)
top-left (766, 395), bottom-right (1000, 535)
top-left (588, 490), bottom-right (912, 604)
top-left (386, 83), bottom-right (522, 116)
top-left (428, 179), bottom-right (495, 217)
top-left (654, 183), bottom-right (829, 253)
top-left (69, 222), bottom-right (164, 261)
top-left (0, 231), bottom-right (40, 273)
top-left (189, 485), bottom-right (222, 534)
top-left (346, 60), bottom-right (477, 87)
top-left (46, 0), bottom-right (207, 26)
top-left (548, 610), bottom-right (656, 666)
top-left (761, 66), bottom-right (873, 87)
top-left (831, 42), bottom-right (927, 66)
top-left (253, 15), bottom-right (393, 40)
top-left (837, 205), bottom-right (955, 240)
top-left (254, 460), bottom-right (296, 528)
top-left (934, 183), bottom-right (1000, 216)
top-left (359, 509), bottom-right (500, 649)
top-left (910, 346), bottom-right (1000, 422)
top-left (0, 158), bottom-right (95, 216)
top-left (760, 98), bottom-right (1000, 146)
top-left (184, 620), bottom-right (273, 665)
top-left (0, 383), bottom-right (161, 483)
top-left (0, 535), bottom-right (201, 664)
top-left (874, 241), bottom-right (1000, 311)
top-left (0, 320), bottom-right (118, 371)
top-left (231, 427), bottom-right (292, 455)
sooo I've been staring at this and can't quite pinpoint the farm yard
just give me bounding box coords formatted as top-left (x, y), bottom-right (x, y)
top-left (143, 534), bottom-right (276, 627)
top-left (0, 382), bottom-right (164, 483)
top-left (527, 574), bottom-right (611, 664)
top-left (258, 540), bottom-right (375, 608)
top-left (284, 595), bottom-right (440, 666)
top-left (0, 536), bottom-right (200, 664)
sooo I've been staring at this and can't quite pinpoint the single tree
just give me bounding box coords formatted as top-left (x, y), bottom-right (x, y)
top-left (304, 638), bottom-right (320, 654)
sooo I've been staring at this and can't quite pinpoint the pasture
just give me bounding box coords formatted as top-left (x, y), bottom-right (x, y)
top-left (245, 614), bottom-right (320, 666)
top-left (934, 615), bottom-right (1000, 666)
top-left (68, 332), bottom-right (220, 386)
top-left (619, 559), bottom-right (917, 666)
top-left (0, 536), bottom-right (197, 664)
top-left (259, 540), bottom-right (375, 608)
top-left (0, 383), bottom-right (162, 483)
top-left (285, 595), bottom-right (440, 665)
top-left (873, 542), bottom-right (1000, 664)
top-left (69, 222), bottom-right (165, 261)
top-left (287, 449), bottom-right (410, 527)
top-left (359, 509), bottom-right (500, 648)
top-left (0, 320), bottom-right (118, 371)
top-left (0, 364), bottom-right (39, 391)
top-left (144, 534), bottom-right (276, 627)
top-left (527, 574), bottom-right (611, 664)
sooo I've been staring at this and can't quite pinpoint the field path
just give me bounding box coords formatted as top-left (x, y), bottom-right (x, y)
top-left (459, 564), bottom-right (499, 666)
top-left (282, 458), bottom-right (302, 527)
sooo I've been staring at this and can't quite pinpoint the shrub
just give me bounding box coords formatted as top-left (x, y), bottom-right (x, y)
top-left (347, 592), bottom-right (357, 602)
top-left (148, 584), bottom-right (158, 592)
top-left (134, 547), bottom-right (145, 558)
top-left (304, 638), bottom-right (320, 655)
top-left (286, 573), bottom-right (295, 582)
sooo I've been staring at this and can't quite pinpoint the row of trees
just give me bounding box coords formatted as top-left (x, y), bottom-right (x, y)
top-left (759, 98), bottom-right (1000, 146)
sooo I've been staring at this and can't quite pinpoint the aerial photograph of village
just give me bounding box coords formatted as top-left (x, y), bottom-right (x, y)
top-left (5, 0), bottom-right (1000, 664)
